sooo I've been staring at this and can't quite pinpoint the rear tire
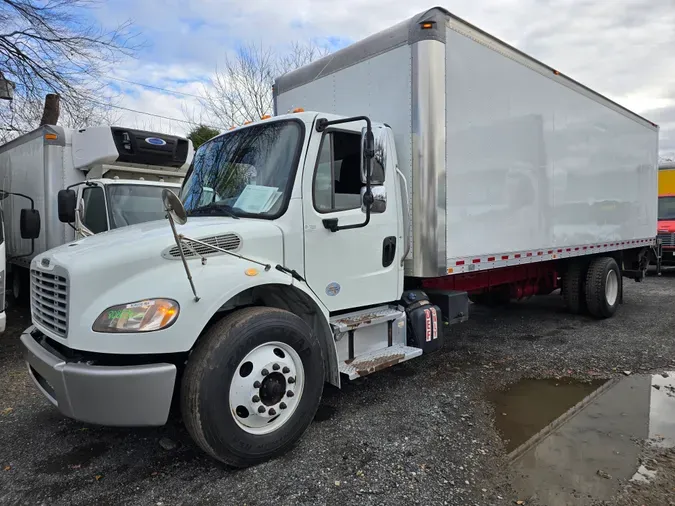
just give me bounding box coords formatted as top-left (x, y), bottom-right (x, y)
top-left (180, 306), bottom-right (324, 468)
top-left (585, 257), bottom-right (621, 319)
top-left (9, 267), bottom-right (29, 307)
top-left (562, 262), bottom-right (586, 314)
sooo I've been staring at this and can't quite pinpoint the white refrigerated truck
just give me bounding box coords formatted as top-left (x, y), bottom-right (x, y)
top-left (20, 7), bottom-right (658, 467)
top-left (0, 125), bottom-right (193, 303)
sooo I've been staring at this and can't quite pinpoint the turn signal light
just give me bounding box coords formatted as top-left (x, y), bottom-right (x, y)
top-left (292, 107), bottom-right (304, 113)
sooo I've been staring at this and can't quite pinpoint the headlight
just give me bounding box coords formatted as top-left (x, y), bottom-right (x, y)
top-left (93, 299), bottom-right (179, 333)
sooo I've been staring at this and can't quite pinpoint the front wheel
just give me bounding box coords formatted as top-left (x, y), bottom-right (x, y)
top-left (181, 307), bottom-right (324, 467)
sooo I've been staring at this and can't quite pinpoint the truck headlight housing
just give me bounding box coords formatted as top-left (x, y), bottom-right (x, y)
top-left (92, 299), bottom-right (179, 333)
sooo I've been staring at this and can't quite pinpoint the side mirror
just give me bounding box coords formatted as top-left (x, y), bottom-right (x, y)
top-left (360, 125), bottom-right (387, 185)
top-left (20, 208), bottom-right (40, 239)
top-left (57, 189), bottom-right (77, 223)
top-left (361, 185), bottom-right (387, 214)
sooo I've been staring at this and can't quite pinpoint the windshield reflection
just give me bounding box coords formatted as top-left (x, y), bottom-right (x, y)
top-left (181, 120), bottom-right (303, 219)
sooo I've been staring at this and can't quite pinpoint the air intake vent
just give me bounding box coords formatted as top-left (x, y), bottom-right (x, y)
top-left (165, 233), bottom-right (242, 259)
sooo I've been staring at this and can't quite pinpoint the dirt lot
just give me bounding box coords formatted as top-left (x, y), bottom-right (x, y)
top-left (1, 273), bottom-right (674, 506)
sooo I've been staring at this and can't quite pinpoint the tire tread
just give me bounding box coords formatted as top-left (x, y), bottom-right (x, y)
top-left (180, 307), bottom-right (323, 467)
top-left (563, 262), bottom-right (585, 314)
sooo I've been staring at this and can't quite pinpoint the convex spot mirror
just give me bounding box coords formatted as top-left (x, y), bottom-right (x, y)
top-left (360, 185), bottom-right (387, 214)
top-left (162, 188), bottom-right (187, 225)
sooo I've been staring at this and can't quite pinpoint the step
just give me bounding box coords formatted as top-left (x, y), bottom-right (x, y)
top-left (330, 306), bottom-right (404, 333)
top-left (339, 344), bottom-right (422, 380)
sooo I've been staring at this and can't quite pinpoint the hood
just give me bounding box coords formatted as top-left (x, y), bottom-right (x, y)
top-left (35, 217), bottom-right (285, 276)
top-left (657, 220), bottom-right (675, 234)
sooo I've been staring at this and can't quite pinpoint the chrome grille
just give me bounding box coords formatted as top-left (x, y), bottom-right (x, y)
top-left (167, 233), bottom-right (242, 259)
top-left (31, 269), bottom-right (68, 337)
top-left (658, 232), bottom-right (675, 247)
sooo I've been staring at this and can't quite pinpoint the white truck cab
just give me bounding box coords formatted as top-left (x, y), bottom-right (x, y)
top-left (68, 178), bottom-right (182, 238)
top-left (20, 7), bottom-right (658, 468)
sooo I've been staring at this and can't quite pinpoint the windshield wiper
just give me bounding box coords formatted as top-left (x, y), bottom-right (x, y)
top-left (187, 202), bottom-right (240, 219)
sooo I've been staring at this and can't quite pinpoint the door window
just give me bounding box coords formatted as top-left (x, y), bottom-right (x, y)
top-left (313, 131), bottom-right (363, 213)
top-left (81, 186), bottom-right (108, 233)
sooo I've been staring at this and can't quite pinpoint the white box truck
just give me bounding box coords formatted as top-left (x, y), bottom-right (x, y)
top-left (20, 7), bottom-right (658, 466)
top-left (0, 125), bottom-right (193, 303)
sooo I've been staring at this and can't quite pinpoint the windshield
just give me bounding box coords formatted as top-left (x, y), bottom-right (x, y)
top-left (658, 196), bottom-right (675, 221)
top-left (106, 184), bottom-right (179, 229)
top-left (181, 120), bottom-right (303, 218)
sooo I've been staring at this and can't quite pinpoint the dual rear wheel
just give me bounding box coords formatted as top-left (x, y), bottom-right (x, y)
top-left (563, 256), bottom-right (622, 318)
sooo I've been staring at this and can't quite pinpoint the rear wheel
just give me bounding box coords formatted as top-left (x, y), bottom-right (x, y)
top-left (181, 306), bottom-right (324, 467)
top-left (562, 262), bottom-right (587, 314)
top-left (585, 257), bottom-right (622, 318)
top-left (9, 267), bottom-right (29, 307)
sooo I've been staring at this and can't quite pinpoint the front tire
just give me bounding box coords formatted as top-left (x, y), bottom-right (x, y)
top-left (585, 257), bottom-right (622, 319)
top-left (181, 306), bottom-right (324, 467)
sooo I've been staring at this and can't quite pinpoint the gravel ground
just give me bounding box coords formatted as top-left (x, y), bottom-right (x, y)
top-left (1, 272), bottom-right (674, 506)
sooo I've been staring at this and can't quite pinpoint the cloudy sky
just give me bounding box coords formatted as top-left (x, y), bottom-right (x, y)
top-left (90, 0), bottom-right (675, 158)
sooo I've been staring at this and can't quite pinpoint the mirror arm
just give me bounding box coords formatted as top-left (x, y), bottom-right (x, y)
top-left (3, 191), bottom-right (35, 210)
top-left (317, 116), bottom-right (375, 233)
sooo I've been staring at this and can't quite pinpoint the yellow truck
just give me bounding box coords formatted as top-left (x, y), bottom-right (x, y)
top-left (658, 161), bottom-right (675, 266)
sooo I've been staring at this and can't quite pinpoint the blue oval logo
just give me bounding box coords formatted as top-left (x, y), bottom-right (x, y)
top-left (145, 137), bottom-right (167, 146)
top-left (325, 282), bottom-right (340, 297)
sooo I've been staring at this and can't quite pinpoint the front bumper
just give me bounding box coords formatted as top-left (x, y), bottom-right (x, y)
top-left (20, 326), bottom-right (177, 426)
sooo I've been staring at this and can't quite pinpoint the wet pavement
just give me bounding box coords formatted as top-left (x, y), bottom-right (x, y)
top-left (490, 372), bottom-right (675, 505)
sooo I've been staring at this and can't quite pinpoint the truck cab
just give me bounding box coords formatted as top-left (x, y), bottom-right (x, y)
top-left (69, 179), bottom-right (182, 238)
top-left (657, 163), bottom-right (675, 265)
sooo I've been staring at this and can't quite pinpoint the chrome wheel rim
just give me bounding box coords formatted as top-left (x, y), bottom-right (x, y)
top-left (605, 270), bottom-right (619, 306)
top-left (229, 341), bottom-right (305, 435)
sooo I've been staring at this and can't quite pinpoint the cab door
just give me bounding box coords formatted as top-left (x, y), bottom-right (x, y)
top-left (301, 118), bottom-right (402, 312)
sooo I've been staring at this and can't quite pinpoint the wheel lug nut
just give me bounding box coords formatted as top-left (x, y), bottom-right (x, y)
top-left (288, 377), bottom-right (295, 384)
top-left (282, 366), bottom-right (290, 374)
top-left (261, 368), bottom-right (269, 376)
top-left (253, 381), bottom-right (261, 388)
top-left (258, 406), bottom-right (266, 414)
top-left (252, 395), bottom-right (260, 403)
top-left (273, 363), bottom-right (280, 371)
top-left (280, 402), bottom-right (287, 409)
top-left (268, 408), bottom-right (276, 416)
top-left (286, 390), bottom-right (294, 398)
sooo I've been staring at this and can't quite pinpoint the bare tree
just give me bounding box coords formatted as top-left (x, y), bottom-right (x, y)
top-left (0, 0), bottom-right (137, 142)
top-left (196, 40), bottom-right (331, 128)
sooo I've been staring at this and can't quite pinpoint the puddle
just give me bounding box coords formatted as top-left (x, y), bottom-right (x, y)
top-left (489, 377), bottom-right (607, 453)
top-left (489, 372), bottom-right (675, 505)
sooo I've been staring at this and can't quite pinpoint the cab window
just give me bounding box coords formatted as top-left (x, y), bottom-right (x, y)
top-left (81, 186), bottom-right (108, 233)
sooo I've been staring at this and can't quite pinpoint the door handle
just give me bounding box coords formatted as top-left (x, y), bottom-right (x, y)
top-left (382, 236), bottom-right (396, 267)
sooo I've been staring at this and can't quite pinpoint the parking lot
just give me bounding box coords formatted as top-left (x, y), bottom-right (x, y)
top-left (2, 274), bottom-right (675, 506)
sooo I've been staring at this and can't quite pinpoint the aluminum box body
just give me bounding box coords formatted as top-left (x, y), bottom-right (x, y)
top-left (275, 7), bottom-right (659, 277)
